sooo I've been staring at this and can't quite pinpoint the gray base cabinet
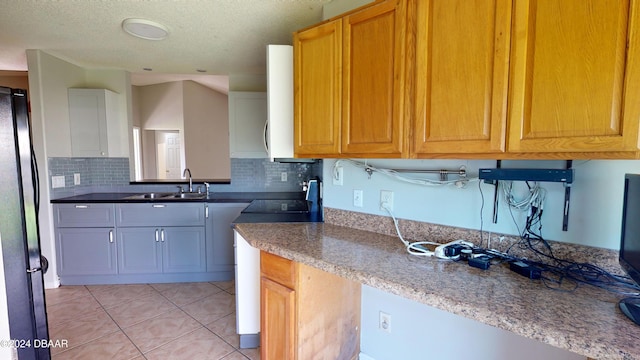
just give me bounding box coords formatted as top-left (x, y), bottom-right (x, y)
top-left (56, 227), bottom-right (117, 276)
top-left (117, 226), bottom-right (206, 274)
top-left (206, 203), bottom-right (250, 272)
top-left (53, 201), bottom-right (243, 285)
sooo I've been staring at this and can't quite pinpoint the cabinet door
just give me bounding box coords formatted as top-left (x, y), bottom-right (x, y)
top-left (117, 227), bottom-right (162, 274)
top-left (56, 228), bottom-right (117, 276)
top-left (207, 203), bottom-right (249, 272)
top-left (413, 0), bottom-right (511, 156)
top-left (294, 19), bottom-right (342, 157)
top-left (68, 88), bottom-right (122, 157)
top-left (229, 92), bottom-right (268, 158)
top-left (508, 0), bottom-right (640, 153)
top-left (260, 277), bottom-right (295, 360)
top-left (342, 0), bottom-right (408, 157)
top-left (162, 226), bottom-right (206, 273)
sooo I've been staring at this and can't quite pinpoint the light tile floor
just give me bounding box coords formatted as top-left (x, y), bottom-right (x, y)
top-left (45, 281), bottom-right (260, 360)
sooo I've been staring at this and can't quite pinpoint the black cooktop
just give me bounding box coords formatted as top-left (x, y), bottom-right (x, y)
top-left (242, 199), bottom-right (309, 214)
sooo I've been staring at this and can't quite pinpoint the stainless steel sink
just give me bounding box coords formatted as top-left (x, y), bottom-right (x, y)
top-left (164, 193), bottom-right (207, 199)
top-left (124, 192), bottom-right (206, 200)
top-left (124, 192), bottom-right (174, 199)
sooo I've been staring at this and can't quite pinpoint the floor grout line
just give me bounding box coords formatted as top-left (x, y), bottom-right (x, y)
top-left (47, 282), bottom-right (253, 360)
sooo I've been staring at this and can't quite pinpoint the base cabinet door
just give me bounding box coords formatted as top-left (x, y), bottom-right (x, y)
top-left (118, 227), bottom-right (205, 274)
top-left (117, 228), bottom-right (162, 274)
top-left (260, 251), bottom-right (361, 360)
top-left (260, 277), bottom-right (296, 360)
top-left (57, 228), bottom-right (117, 276)
top-left (163, 227), bottom-right (206, 273)
top-left (206, 203), bottom-right (250, 272)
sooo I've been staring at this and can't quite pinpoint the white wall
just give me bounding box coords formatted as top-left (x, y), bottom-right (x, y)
top-left (360, 285), bottom-right (584, 360)
top-left (183, 80), bottom-right (231, 179)
top-left (323, 0), bottom-right (374, 19)
top-left (323, 159), bottom-right (640, 250)
top-left (26, 50), bottom-right (131, 289)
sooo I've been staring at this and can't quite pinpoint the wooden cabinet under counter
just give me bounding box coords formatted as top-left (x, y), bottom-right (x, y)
top-left (260, 251), bottom-right (361, 360)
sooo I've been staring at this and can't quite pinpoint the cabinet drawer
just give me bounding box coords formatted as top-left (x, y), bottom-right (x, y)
top-left (116, 203), bottom-right (205, 227)
top-left (261, 251), bottom-right (297, 289)
top-left (54, 203), bottom-right (115, 228)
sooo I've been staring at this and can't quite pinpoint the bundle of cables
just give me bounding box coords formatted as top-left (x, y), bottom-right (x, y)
top-left (500, 181), bottom-right (639, 295)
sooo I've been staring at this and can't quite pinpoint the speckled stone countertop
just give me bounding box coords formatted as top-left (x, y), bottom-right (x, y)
top-left (233, 221), bottom-right (640, 359)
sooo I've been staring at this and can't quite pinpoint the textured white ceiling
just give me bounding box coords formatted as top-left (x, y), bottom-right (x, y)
top-left (0, 0), bottom-right (330, 89)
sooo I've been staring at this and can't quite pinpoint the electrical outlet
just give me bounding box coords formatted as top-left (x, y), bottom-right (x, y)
top-left (379, 311), bottom-right (391, 333)
top-left (51, 175), bottom-right (65, 189)
top-left (333, 166), bottom-right (344, 186)
top-left (380, 190), bottom-right (394, 211)
top-left (353, 189), bottom-right (363, 207)
top-left (281, 172), bottom-right (287, 182)
top-left (73, 173), bottom-right (81, 185)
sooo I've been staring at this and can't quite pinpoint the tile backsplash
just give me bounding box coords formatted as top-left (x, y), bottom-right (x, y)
top-left (47, 157), bottom-right (322, 199)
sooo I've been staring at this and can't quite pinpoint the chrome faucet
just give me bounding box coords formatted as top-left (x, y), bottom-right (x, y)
top-left (183, 168), bottom-right (193, 192)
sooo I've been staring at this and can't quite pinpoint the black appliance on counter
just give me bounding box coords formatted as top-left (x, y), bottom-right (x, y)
top-left (0, 87), bottom-right (50, 359)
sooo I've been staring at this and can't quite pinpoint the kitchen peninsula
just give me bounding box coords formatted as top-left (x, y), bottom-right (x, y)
top-left (233, 214), bottom-right (640, 360)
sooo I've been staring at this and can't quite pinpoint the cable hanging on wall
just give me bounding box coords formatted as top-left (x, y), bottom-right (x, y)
top-left (333, 159), bottom-right (477, 188)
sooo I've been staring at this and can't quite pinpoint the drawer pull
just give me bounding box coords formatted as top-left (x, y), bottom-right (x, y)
top-left (109, 230), bottom-right (114, 243)
top-left (161, 229), bottom-right (165, 242)
top-left (155, 229), bottom-right (159, 242)
top-left (74, 205), bottom-right (89, 209)
top-left (205, 205), bottom-right (209, 219)
top-left (152, 204), bottom-right (166, 208)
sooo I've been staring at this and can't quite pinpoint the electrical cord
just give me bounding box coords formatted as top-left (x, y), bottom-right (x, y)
top-left (381, 203), bottom-right (463, 257)
top-left (333, 159), bottom-right (477, 188)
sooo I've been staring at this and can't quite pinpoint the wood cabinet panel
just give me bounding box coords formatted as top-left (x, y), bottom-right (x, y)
top-left (342, 0), bottom-right (408, 157)
top-left (508, 0), bottom-right (640, 153)
top-left (260, 251), bottom-right (360, 360)
top-left (260, 277), bottom-right (296, 360)
top-left (294, 20), bottom-right (342, 157)
top-left (413, 0), bottom-right (511, 155)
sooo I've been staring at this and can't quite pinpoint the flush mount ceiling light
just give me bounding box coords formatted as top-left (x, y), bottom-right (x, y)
top-left (122, 18), bottom-right (169, 40)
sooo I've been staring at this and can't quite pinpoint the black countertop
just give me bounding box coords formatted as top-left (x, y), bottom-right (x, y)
top-left (50, 191), bottom-right (306, 204)
top-left (50, 191), bottom-right (323, 223)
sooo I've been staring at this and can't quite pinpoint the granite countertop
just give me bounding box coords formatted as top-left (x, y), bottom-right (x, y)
top-left (232, 222), bottom-right (640, 360)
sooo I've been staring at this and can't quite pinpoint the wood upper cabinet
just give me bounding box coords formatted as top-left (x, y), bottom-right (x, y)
top-left (342, 0), bottom-right (408, 157)
top-left (293, 0), bottom-right (408, 158)
top-left (412, 0), bottom-right (512, 156)
top-left (508, 0), bottom-right (640, 154)
top-left (260, 251), bottom-right (360, 360)
top-left (293, 19), bottom-right (342, 157)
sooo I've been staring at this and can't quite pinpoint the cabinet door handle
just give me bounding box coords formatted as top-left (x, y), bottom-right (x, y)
top-left (152, 204), bottom-right (166, 208)
top-left (109, 230), bottom-right (114, 243)
top-left (74, 205), bottom-right (89, 209)
top-left (205, 205), bottom-right (209, 219)
top-left (155, 229), bottom-right (159, 242)
top-left (263, 118), bottom-right (269, 152)
top-left (161, 229), bottom-right (165, 242)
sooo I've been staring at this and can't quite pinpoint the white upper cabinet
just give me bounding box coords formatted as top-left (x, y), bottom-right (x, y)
top-left (68, 88), bottom-right (127, 157)
top-left (228, 91), bottom-right (268, 158)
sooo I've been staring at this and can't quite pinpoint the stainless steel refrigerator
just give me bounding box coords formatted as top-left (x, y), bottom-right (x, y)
top-left (0, 86), bottom-right (50, 359)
